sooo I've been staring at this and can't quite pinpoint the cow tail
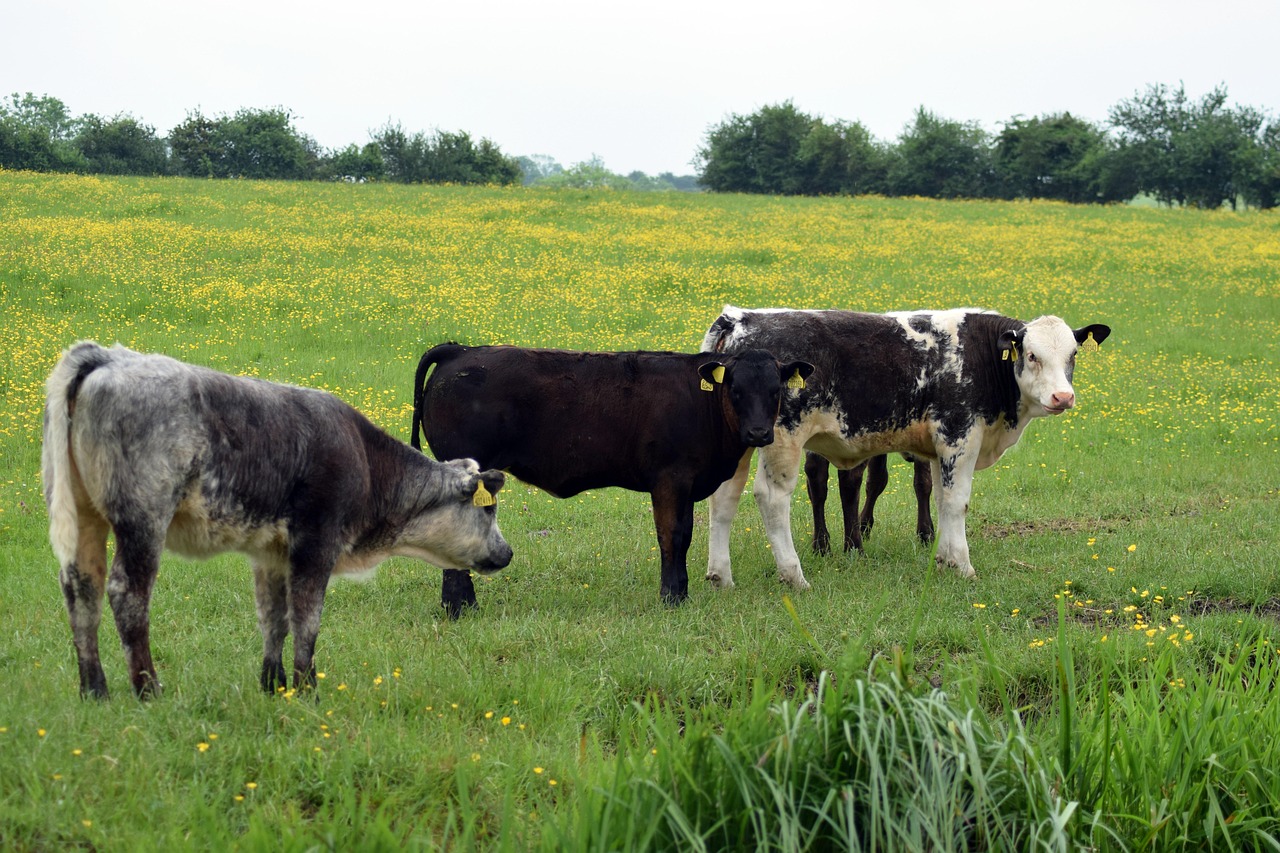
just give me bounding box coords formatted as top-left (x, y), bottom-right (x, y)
top-left (43, 342), bottom-right (111, 567)
top-left (411, 343), bottom-right (455, 451)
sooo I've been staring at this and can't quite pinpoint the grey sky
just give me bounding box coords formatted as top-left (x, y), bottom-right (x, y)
top-left (5, 0), bottom-right (1277, 176)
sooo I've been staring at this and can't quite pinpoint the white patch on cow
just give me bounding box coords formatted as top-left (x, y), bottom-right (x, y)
top-left (886, 311), bottom-right (940, 352)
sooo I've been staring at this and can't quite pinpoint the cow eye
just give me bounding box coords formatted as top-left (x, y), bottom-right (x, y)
top-left (1027, 352), bottom-right (1037, 363)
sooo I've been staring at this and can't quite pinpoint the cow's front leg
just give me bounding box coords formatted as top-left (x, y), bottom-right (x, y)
top-left (706, 449), bottom-right (753, 589)
top-left (252, 558), bottom-right (289, 693)
top-left (804, 452), bottom-right (834, 555)
top-left (932, 449), bottom-right (978, 579)
top-left (60, 514), bottom-right (111, 699)
top-left (441, 569), bottom-right (477, 620)
top-left (755, 441), bottom-right (809, 589)
top-left (287, 539), bottom-right (336, 692)
top-left (106, 527), bottom-right (164, 699)
top-left (653, 484), bottom-right (695, 605)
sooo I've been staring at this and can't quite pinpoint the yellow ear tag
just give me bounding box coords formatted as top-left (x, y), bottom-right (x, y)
top-left (711, 365), bottom-right (725, 384)
top-left (1004, 342), bottom-right (1018, 362)
top-left (787, 370), bottom-right (805, 389)
top-left (472, 481), bottom-right (495, 507)
top-left (700, 378), bottom-right (714, 392)
top-left (1083, 331), bottom-right (1099, 353)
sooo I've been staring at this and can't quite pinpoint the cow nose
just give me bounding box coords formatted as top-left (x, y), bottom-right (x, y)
top-left (744, 427), bottom-right (774, 447)
top-left (1050, 391), bottom-right (1075, 410)
top-left (477, 543), bottom-right (513, 572)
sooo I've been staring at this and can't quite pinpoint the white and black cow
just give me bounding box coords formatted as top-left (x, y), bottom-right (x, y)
top-left (411, 343), bottom-right (813, 614)
top-left (43, 341), bottom-right (513, 699)
top-left (701, 306), bottom-right (1111, 588)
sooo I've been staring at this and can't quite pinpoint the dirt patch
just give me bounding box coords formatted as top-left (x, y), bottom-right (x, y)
top-left (982, 518), bottom-right (1110, 539)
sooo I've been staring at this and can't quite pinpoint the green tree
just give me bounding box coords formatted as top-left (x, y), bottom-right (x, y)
top-left (888, 108), bottom-right (995, 199)
top-left (995, 113), bottom-right (1111, 203)
top-left (168, 111), bottom-right (226, 178)
top-left (75, 115), bottom-right (168, 175)
top-left (0, 92), bottom-right (86, 171)
top-left (317, 142), bottom-right (385, 181)
top-left (1108, 83), bottom-right (1264, 209)
top-left (221, 108), bottom-right (316, 180)
top-left (696, 101), bottom-right (816, 194)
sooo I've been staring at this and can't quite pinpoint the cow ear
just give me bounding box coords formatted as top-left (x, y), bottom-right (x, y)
top-left (998, 329), bottom-right (1024, 362)
top-left (781, 361), bottom-right (815, 389)
top-left (698, 361), bottom-right (726, 387)
top-left (1073, 324), bottom-right (1111, 347)
top-left (468, 471), bottom-right (504, 507)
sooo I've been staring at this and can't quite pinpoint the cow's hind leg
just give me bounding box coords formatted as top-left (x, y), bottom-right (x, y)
top-left (252, 558), bottom-right (289, 693)
top-left (60, 513), bottom-right (111, 699)
top-left (106, 522), bottom-right (165, 699)
top-left (912, 458), bottom-right (935, 543)
top-left (754, 442), bottom-right (809, 589)
top-left (804, 452), bottom-right (833, 555)
top-left (706, 450), bottom-right (753, 589)
top-left (441, 569), bottom-right (477, 620)
top-left (857, 455), bottom-right (887, 543)
top-left (653, 485), bottom-right (695, 605)
top-left (838, 462), bottom-right (866, 553)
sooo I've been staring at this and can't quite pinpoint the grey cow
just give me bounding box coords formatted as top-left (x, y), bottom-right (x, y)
top-left (43, 342), bottom-right (512, 699)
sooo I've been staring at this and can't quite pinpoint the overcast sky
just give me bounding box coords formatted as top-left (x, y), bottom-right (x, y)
top-left (5, 0), bottom-right (1278, 176)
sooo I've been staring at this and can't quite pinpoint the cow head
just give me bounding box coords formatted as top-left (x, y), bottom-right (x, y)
top-left (1000, 317), bottom-right (1112, 417)
top-left (701, 350), bottom-right (815, 446)
top-left (400, 459), bottom-right (513, 574)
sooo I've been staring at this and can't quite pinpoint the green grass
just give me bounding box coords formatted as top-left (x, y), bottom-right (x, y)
top-left (0, 170), bottom-right (1278, 849)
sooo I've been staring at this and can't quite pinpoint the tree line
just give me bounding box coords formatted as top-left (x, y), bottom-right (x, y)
top-left (0, 95), bottom-right (528, 185)
top-left (697, 84), bottom-right (1280, 209)
top-left (3, 84), bottom-right (1277, 207)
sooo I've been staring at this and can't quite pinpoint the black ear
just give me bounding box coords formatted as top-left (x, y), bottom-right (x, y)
top-left (1073, 324), bottom-right (1112, 346)
top-left (468, 470), bottom-right (505, 507)
top-left (998, 328), bottom-right (1024, 358)
top-left (781, 361), bottom-right (815, 383)
top-left (698, 361), bottom-right (726, 386)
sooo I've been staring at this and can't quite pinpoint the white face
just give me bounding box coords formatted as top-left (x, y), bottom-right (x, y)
top-left (1015, 316), bottom-right (1081, 416)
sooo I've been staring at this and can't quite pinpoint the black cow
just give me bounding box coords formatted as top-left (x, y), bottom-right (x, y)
top-left (805, 452), bottom-right (934, 555)
top-left (701, 306), bottom-right (1111, 588)
top-left (43, 341), bottom-right (512, 699)
top-left (411, 343), bottom-right (813, 614)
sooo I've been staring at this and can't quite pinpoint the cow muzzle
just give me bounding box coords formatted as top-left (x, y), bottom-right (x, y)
top-left (743, 426), bottom-right (775, 447)
top-left (1043, 390), bottom-right (1076, 415)
top-left (473, 542), bottom-right (514, 575)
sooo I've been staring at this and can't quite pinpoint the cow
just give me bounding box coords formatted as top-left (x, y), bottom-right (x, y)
top-left (410, 343), bottom-right (814, 615)
top-left (43, 341), bottom-right (513, 699)
top-left (701, 306), bottom-right (1111, 589)
top-left (805, 452), bottom-right (933, 555)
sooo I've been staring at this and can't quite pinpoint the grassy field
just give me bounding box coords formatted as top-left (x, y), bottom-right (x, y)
top-left (1, 171), bottom-right (1278, 850)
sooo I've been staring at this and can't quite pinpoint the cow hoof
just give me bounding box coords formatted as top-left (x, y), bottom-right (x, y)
top-left (779, 574), bottom-right (810, 591)
top-left (705, 571), bottom-right (735, 590)
top-left (936, 558), bottom-right (976, 580)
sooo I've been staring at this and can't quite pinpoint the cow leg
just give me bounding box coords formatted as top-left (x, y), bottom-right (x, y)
top-left (754, 442), bottom-right (809, 589)
top-left (932, 450), bottom-right (978, 579)
top-left (839, 462), bottom-right (866, 553)
top-left (253, 558), bottom-right (289, 693)
top-left (706, 449), bottom-right (753, 589)
top-left (804, 452), bottom-right (833, 555)
top-left (652, 485), bottom-right (695, 605)
top-left (59, 513), bottom-right (111, 699)
top-left (287, 542), bottom-right (336, 692)
top-left (106, 523), bottom-right (164, 699)
top-left (441, 569), bottom-right (477, 620)
top-left (858, 455), bottom-right (888, 543)
top-left (912, 459), bottom-right (935, 543)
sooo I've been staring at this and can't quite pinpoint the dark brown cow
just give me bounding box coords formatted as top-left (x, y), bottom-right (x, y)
top-left (411, 343), bottom-right (813, 615)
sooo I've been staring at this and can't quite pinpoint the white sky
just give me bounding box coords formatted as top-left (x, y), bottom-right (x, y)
top-left (4, 0), bottom-right (1278, 176)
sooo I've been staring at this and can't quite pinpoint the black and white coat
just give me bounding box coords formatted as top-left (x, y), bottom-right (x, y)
top-left (700, 306), bottom-right (1111, 587)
